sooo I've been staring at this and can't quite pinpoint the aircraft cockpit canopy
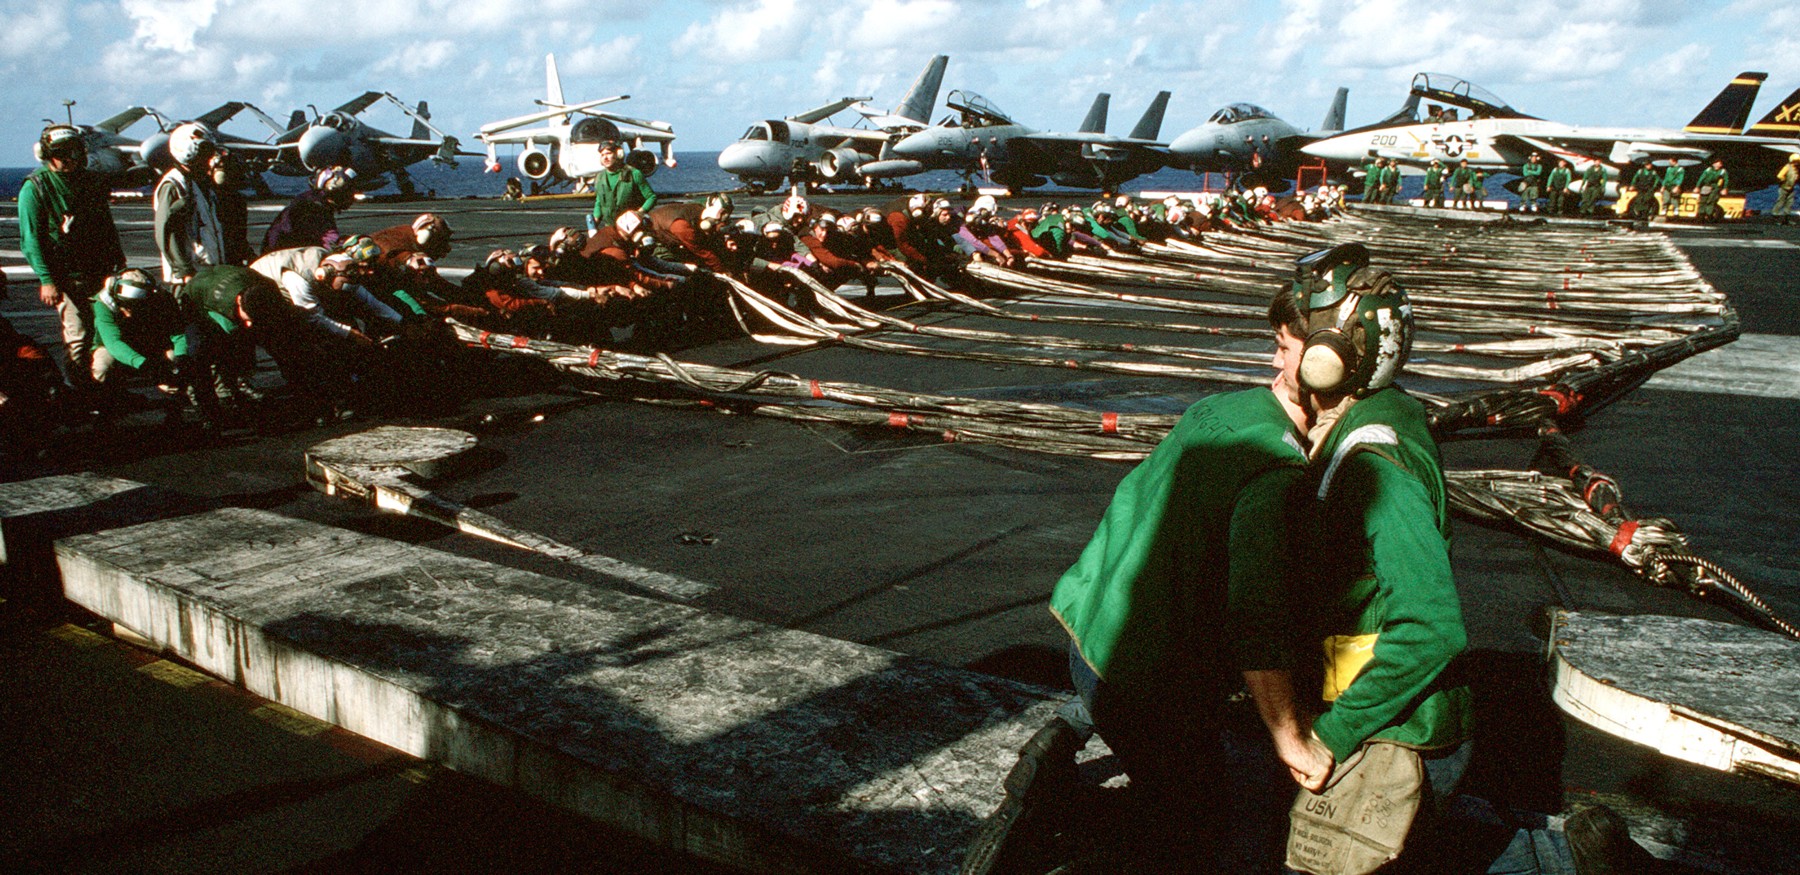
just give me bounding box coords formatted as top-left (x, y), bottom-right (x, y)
top-left (1207, 103), bottom-right (1273, 125)
top-left (946, 90), bottom-right (1015, 128)
top-left (1409, 73), bottom-right (1531, 120)
top-left (320, 111), bottom-right (355, 131)
top-left (739, 121), bottom-right (790, 143)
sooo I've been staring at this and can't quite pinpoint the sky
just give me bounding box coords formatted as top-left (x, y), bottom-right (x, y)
top-left (4, 0), bottom-right (1798, 165)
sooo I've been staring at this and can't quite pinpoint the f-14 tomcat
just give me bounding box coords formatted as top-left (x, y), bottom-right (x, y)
top-left (476, 54), bottom-right (677, 193)
top-left (1303, 72), bottom-right (1800, 186)
top-left (716, 55), bottom-right (948, 190)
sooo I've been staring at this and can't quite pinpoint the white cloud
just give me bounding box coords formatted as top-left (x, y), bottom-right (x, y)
top-left (0, 4), bottom-right (70, 58)
top-left (120, 0), bottom-right (219, 53)
top-left (372, 40), bottom-right (458, 78)
top-left (561, 36), bottom-right (645, 79)
top-left (673, 0), bottom-right (809, 64)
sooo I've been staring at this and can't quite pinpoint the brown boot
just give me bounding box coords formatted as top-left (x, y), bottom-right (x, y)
top-left (1565, 804), bottom-right (1660, 874)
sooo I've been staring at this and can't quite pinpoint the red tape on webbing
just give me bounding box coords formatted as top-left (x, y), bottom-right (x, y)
top-left (1608, 521), bottom-right (1640, 557)
top-left (809, 380), bottom-right (824, 399)
top-left (1537, 387), bottom-right (1578, 415)
top-left (942, 430), bottom-right (958, 443)
top-left (588, 349), bottom-right (601, 368)
top-left (1101, 412), bottom-right (1119, 433)
top-left (888, 412), bottom-right (910, 428)
top-left (511, 336), bottom-right (530, 348)
top-left (1546, 290), bottom-right (1559, 310)
top-left (477, 331), bottom-right (493, 348)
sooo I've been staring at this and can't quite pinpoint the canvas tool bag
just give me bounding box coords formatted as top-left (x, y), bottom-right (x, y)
top-left (1284, 740), bottom-right (1425, 875)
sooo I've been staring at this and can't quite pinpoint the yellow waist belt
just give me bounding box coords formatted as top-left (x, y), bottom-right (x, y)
top-left (1322, 633), bottom-right (1379, 702)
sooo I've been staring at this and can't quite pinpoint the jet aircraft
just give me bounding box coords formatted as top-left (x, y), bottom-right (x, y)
top-left (716, 55), bottom-right (949, 190)
top-left (886, 89), bottom-right (1172, 192)
top-left (41, 106), bottom-right (164, 184)
top-left (1166, 88), bottom-right (1347, 189)
top-left (136, 101), bottom-right (295, 188)
top-left (1302, 72), bottom-right (1799, 187)
top-left (270, 91), bottom-right (475, 195)
top-left (476, 54), bottom-right (676, 194)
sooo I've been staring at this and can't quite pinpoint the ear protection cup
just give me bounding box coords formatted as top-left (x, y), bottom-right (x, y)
top-left (1299, 327), bottom-right (1358, 395)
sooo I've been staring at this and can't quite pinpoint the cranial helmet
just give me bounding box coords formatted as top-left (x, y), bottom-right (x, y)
top-left (701, 193), bottom-right (733, 228)
top-left (484, 249), bottom-right (521, 273)
top-left (1291, 243), bottom-right (1413, 397)
top-left (37, 125), bottom-right (85, 163)
top-left (1091, 201), bottom-right (1115, 217)
top-left (315, 166), bottom-right (357, 193)
top-left (549, 226), bottom-right (586, 254)
top-left (1113, 194), bottom-right (1131, 209)
top-left (780, 194), bottom-right (809, 221)
top-left (336, 234), bottom-right (380, 264)
top-left (413, 213), bottom-right (451, 246)
top-left (970, 194), bottom-right (998, 216)
top-left (168, 122), bottom-right (218, 167)
top-left (836, 215), bottom-right (858, 232)
top-left (316, 254), bottom-right (358, 283)
top-left (104, 268), bottom-right (158, 307)
top-left (734, 218), bottom-right (758, 234)
top-left (908, 193), bottom-right (928, 216)
top-left (615, 210), bottom-right (647, 240)
top-left (931, 197), bottom-right (952, 213)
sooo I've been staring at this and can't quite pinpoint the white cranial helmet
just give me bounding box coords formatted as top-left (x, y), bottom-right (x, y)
top-left (168, 122), bottom-right (218, 167)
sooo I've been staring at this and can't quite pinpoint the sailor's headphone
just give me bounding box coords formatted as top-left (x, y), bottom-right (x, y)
top-left (1292, 242), bottom-right (1409, 397)
top-left (35, 125), bottom-right (84, 163)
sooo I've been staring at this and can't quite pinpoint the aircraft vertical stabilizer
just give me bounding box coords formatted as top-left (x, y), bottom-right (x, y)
top-left (1686, 72), bottom-right (1766, 134)
top-left (891, 55), bottom-right (949, 124)
top-left (546, 54), bottom-right (566, 109)
top-left (1745, 85), bottom-right (1800, 138)
top-left (1127, 91), bottom-right (1171, 141)
top-left (411, 101), bottom-right (432, 140)
top-left (1320, 87), bottom-right (1349, 133)
top-left (1079, 94), bottom-right (1110, 134)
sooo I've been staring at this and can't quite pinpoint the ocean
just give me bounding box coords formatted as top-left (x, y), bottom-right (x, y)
top-left (3, 152), bottom-right (1783, 211)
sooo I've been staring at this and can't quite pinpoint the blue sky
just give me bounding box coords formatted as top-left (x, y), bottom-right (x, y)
top-left (4, 0), bottom-right (1796, 164)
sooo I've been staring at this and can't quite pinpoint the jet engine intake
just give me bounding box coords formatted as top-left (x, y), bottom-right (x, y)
top-left (817, 148), bottom-right (865, 180)
top-left (517, 145), bottom-right (555, 180)
top-left (625, 149), bottom-right (660, 179)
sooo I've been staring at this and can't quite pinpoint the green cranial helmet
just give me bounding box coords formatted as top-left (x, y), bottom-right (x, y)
top-left (1293, 243), bottom-right (1413, 397)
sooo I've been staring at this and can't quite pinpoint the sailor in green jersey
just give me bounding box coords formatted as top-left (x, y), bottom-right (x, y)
top-left (1421, 160), bottom-right (1445, 208)
top-left (1361, 153), bottom-right (1382, 201)
top-left (1579, 162), bottom-right (1607, 215)
top-left (589, 140), bottom-right (657, 231)
top-left (1659, 162), bottom-right (1686, 217)
top-left (1695, 159), bottom-right (1729, 223)
top-left (1449, 159), bottom-right (1475, 209)
top-left (1471, 168), bottom-right (1489, 209)
top-left (965, 293), bottom-right (1326, 873)
top-left (1628, 161), bottom-right (1660, 220)
top-left (1518, 153), bottom-right (1544, 212)
top-left (1379, 158), bottom-right (1403, 205)
top-left (1546, 159), bottom-right (1573, 214)
top-left (19, 124), bottom-right (127, 392)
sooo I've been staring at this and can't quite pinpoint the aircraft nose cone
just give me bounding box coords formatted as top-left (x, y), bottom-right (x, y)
top-left (1300, 136), bottom-right (1359, 163)
top-left (889, 134), bottom-right (933, 161)
top-left (139, 132), bottom-right (173, 173)
top-left (717, 142), bottom-right (770, 175)
top-left (1167, 127), bottom-right (1208, 158)
top-left (298, 126), bottom-right (348, 171)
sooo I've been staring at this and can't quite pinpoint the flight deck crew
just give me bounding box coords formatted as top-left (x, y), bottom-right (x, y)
top-left (1546, 160), bottom-right (1573, 215)
top-left (1380, 159), bottom-right (1402, 205)
top-left (1422, 160), bottom-right (1445, 208)
top-left (1629, 161), bottom-right (1660, 220)
top-left (263, 167), bottom-right (357, 254)
top-left (1360, 153), bottom-right (1381, 201)
top-left (589, 140), bottom-right (657, 232)
top-left (1518, 153), bottom-right (1544, 212)
top-left (1450, 160), bottom-right (1475, 209)
top-left (1580, 162), bottom-right (1607, 216)
top-left (1775, 154), bottom-right (1800, 225)
top-left (1695, 159), bottom-right (1729, 223)
top-left (1659, 162), bottom-right (1686, 218)
top-left (154, 123), bottom-right (229, 286)
top-left (19, 123), bottom-right (127, 394)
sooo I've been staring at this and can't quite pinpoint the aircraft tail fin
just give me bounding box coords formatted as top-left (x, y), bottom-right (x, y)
top-left (1745, 85), bottom-right (1800, 138)
top-left (546, 54), bottom-right (566, 108)
top-left (286, 110), bottom-right (307, 133)
top-left (1686, 72), bottom-right (1766, 134)
top-left (1079, 93), bottom-right (1110, 134)
top-left (1127, 91), bottom-right (1171, 140)
top-left (1320, 87), bottom-right (1348, 133)
top-left (891, 55), bottom-right (948, 124)
top-left (411, 101), bottom-right (432, 140)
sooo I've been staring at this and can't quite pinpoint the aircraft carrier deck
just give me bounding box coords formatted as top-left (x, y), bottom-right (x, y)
top-left (3, 193), bottom-right (1797, 873)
